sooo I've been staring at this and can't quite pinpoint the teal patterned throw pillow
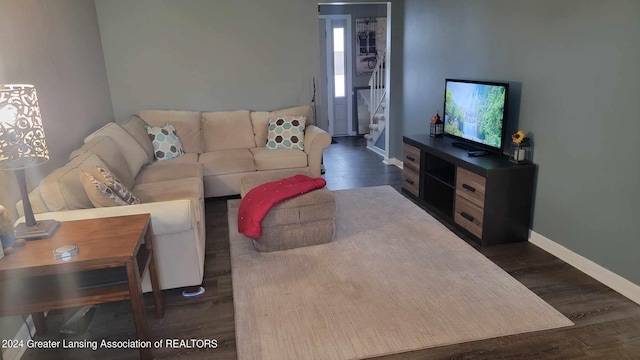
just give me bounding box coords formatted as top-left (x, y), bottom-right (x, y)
top-left (266, 116), bottom-right (306, 150)
top-left (146, 124), bottom-right (185, 161)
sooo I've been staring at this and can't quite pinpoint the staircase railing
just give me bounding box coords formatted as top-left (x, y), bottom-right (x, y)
top-left (369, 51), bottom-right (386, 121)
top-left (365, 50), bottom-right (386, 143)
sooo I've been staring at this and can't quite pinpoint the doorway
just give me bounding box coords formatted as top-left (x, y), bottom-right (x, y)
top-left (318, 3), bottom-right (391, 159)
top-left (318, 15), bottom-right (353, 137)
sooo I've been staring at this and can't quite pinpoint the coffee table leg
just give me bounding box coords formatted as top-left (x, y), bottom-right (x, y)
top-left (145, 224), bottom-right (164, 319)
top-left (126, 259), bottom-right (152, 360)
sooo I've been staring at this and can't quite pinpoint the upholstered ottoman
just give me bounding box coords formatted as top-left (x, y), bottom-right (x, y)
top-left (239, 171), bottom-right (336, 252)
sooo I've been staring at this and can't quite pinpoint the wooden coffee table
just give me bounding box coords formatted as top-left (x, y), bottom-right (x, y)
top-left (0, 214), bottom-right (164, 360)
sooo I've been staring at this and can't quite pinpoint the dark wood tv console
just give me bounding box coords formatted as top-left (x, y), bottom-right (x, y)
top-left (402, 134), bottom-right (535, 246)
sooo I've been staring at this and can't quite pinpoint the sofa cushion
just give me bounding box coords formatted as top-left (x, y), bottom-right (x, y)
top-left (133, 177), bottom-right (204, 233)
top-left (79, 171), bottom-right (128, 207)
top-left (84, 123), bottom-right (148, 178)
top-left (146, 124), bottom-right (185, 162)
top-left (249, 147), bottom-right (307, 171)
top-left (132, 177), bottom-right (203, 204)
top-left (201, 110), bottom-right (256, 151)
top-left (16, 187), bottom-right (49, 216)
top-left (138, 110), bottom-right (203, 153)
top-left (266, 116), bottom-right (306, 150)
top-left (199, 149), bottom-right (256, 176)
top-left (122, 115), bottom-right (155, 164)
top-left (69, 136), bottom-right (135, 189)
top-left (39, 153), bottom-right (110, 211)
top-left (142, 152), bottom-right (198, 167)
top-left (135, 162), bottom-right (202, 185)
top-left (250, 111), bottom-right (270, 147)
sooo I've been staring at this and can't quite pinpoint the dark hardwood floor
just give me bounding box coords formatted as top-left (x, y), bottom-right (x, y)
top-left (322, 136), bottom-right (403, 192)
top-left (20, 137), bottom-right (640, 359)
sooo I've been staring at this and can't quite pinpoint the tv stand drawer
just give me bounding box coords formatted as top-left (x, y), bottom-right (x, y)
top-left (402, 167), bottom-right (420, 197)
top-left (403, 143), bottom-right (421, 172)
top-left (454, 196), bottom-right (484, 239)
top-left (456, 168), bottom-right (486, 208)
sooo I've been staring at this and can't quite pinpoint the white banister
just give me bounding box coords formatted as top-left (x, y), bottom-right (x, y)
top-left (367, 50), bottom-right (386, 144)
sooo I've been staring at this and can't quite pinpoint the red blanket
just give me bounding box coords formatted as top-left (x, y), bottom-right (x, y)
top-left (238, 175), bottom-right (327, 239)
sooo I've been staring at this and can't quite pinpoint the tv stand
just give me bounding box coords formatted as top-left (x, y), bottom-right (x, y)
top-left (402, 134), bottom-right (535, 246)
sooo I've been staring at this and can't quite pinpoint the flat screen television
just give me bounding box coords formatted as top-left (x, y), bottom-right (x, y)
top-left (443, 79), bottom-right (509, 153)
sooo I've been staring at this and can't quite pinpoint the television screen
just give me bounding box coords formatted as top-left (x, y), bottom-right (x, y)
top-left (443, 79), bottom-right (508, 151)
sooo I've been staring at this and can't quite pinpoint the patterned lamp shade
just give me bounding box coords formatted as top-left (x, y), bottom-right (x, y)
top-left (0, 84), bottom-right (49, 170)
top-left (0, 84), bottom-right (59, 239)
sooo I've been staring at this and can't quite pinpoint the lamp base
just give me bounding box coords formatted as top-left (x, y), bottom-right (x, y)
top-left (15, 220), bottom-right (61, 240)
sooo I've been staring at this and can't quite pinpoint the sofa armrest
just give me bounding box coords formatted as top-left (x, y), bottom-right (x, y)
top-left (304, 125), bottom-right (331, 178)
top-left (15, 200), bottom-right (196, 236)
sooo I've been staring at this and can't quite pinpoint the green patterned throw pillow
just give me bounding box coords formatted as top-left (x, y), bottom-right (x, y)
top-left (266, 116), bottom-right (306, 150)
top-left (146, 124), bottom-right (185, 161)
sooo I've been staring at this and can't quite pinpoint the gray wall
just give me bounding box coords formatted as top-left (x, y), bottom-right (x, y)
top-left (402, 0), bottom-right (640, 285)
top-left (95, 0), bottom-right (321, 122)
top-left (0, 0), bottom-right (113, 348)
top-left (319, 4), bottom-right (388, 88)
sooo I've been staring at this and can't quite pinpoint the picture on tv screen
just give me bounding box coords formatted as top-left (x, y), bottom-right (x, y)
top-left (444, 79), bottom-right (508, 150)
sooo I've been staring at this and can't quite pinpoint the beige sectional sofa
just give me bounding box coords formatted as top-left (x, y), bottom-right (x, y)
top-left (18, 105), bottom-right (330, 293)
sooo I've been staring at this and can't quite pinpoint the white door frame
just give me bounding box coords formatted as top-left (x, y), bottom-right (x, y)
top-left (384, 3), bottom-right (391, 161)
top-left (319, 14), bottom-right (354, 137)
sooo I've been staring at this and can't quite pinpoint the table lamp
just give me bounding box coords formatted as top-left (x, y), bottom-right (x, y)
top-left (0, 84), bottom-right (59, 239)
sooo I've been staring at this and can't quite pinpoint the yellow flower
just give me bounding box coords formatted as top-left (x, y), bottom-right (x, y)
top-left (511, 130), bottom-right (526, 144)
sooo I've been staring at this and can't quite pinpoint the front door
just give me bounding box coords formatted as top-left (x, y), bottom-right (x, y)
top-left (319, 15), bottom-right (353, 137)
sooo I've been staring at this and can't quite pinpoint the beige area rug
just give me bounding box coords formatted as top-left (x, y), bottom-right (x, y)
top-left (228, 186), bottom-right (573, 360)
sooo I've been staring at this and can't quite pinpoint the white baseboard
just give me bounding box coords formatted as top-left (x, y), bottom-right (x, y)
top-left (529, 230), bottom-right (640, 306)
top-left (2, 315), bottom-right (34, 360)
top-left (383, 157), bottom-right (403, 169)
top-left (366, 145), bottom-right (386, 158)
